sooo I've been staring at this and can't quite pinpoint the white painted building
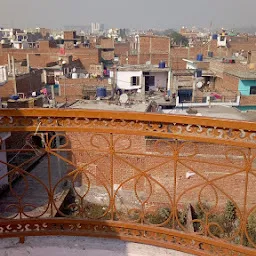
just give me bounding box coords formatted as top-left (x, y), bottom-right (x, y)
top-left (0, 28), bottom-right (15, 41)
top-left (13, 41), bottom-right (30, 49)
top-left (217, 34), bottom-right (227, 48)
top-left (0, 100), bottom-right (11, 189)
top-left (113, 65), bottom-right (170, 92)
top-left (91, 23), bottom-right (104, 34)
top-left (0, 66), bottom-right (8, 85)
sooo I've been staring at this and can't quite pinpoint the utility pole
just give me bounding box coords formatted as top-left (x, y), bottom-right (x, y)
top-left (50, 84), bottom-right (56, 107)
top-left (149, 36), bottom-right (152, 64)
top-left (111, 64), bottom-right (117, 99)
top-left (167, 38), bottom-right (173, 98)
top-left (7, 54), bottom-right (11, 73)
top-left (26, 54), bottom-right (30, 73)
top-left (11, 56), bottom-right (17, 95)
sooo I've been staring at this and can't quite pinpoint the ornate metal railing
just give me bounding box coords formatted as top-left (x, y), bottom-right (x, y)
top-left (0, 108), bottom-right (256, 256)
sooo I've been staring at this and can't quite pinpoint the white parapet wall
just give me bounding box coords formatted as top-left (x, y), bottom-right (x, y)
top-left (176, 95), bottom-right (240, 108)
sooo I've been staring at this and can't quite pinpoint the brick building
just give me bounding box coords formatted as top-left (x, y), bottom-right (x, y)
top-left (0, 69), bottom-right (42, 100)
top-left (98, 37), bottom-right (115, 63)
top-left (0, 39), bottom-right (100, 72)
top-left (117, 35), bottom-right (171, 66)
top-left (56, 77), bottom-right (110, 102)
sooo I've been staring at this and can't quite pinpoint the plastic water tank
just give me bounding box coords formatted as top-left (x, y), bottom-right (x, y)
top-left (212, 34), bottom-right (218, 40)
top-left (96, 87), bottom-right (107, 98)
top-left (72, 73), bottom-right (78, 79)
top-left (159, 61), bottom-right (166, 68)
top-left (195, 69), bottom-right (202, 78)
top-left (196, 54), bottom-right (203, 61)
top-left (10, 95), bottom-right (19, 100)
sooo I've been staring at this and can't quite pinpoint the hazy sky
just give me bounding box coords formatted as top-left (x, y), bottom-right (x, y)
top-left (0, 0), bottom-right (255, 29)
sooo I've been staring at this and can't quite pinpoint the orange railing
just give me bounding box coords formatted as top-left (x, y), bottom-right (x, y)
top-left (0, 108), bottom-right (256, 255)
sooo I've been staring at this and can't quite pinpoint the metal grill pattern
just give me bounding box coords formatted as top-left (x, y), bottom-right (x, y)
top-left (0, 109), bottom-right (256, 256)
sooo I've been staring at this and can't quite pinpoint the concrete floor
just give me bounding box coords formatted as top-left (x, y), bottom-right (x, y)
top-left (0, 236), bottom-right (193, 256)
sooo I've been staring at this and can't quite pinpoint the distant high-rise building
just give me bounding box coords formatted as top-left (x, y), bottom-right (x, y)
top-left (91, 22), bottom-right (104, 34)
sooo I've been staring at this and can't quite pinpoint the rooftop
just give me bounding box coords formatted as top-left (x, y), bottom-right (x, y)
top-left (225, 70), bottom-right (256, 80)
top-left (44, 64), bottom-right (63, 70)
top-left (172, 69), bottom-right (215, 77)
top-left (68, 99), bottom-right (149, 112)
top-left (139, 34), bottom-right (170, 39)
top-left (182, 58), bottom-right (210, 64)
top-left (162, 105), bottom-right (256, 121)
top-left (117, 64), bottom-right (169, 72)
top-left (0, 237), bottom-right (191, 256)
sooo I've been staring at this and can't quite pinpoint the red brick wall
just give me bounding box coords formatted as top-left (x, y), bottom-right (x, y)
top-left (0, 80), bottom-right (15, 100)
top-left (100, 38), bottom-right (114, 49)
top-left (196, 62), bottom-right (210, 69)
top-left (210, 61), bottom-right (248, 79)
top-left (151, 54), bottom-right (169, 65)
top-left (0, 71), bottom-right (42, 100)
top-left (240, 95), bottom-right (256, 106)
top-left (139, 37), bottom-right (150, 54)
top-left (0, 44), bottom-right (100, 72)
top-left (29, 53), bottom-right (58, 68)
top-left (57, 77), bottom-right (109, 102)
top-left (101, 50), bottom-right (114, 61)
top-left (229, 42), bottom-right (256, 53)
top-left (16, 70), bottom-right (42, 96)
top-left (38, 41), bottom-right (51, 51)
top-left (151, 37), bottom-right (170, 53)
top-left (139, 36), bottom-right (170, 54)
top-left (120, 55), bottom-right (137, 65)
top-left (64, 31), bottom-right (76, 40)
top-left (114, 42), bottom-right (130, 56)
top-left (69, 48), bottom-right (100, 70)
top-left (214, 73), bottom-right (240, 93)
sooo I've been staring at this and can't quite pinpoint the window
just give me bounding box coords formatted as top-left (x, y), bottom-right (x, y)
top-left (220, 36), bottom-right (225, 41)
top-left (250, 86), bottom-right (256, 95)
top-left (131, 76), bottom-right (140, 86)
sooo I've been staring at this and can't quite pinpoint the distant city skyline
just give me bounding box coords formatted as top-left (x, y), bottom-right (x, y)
top-left (0, 0), bottom-right (255, 30)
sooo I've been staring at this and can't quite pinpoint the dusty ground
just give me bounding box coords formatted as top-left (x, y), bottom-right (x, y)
top-left (0, 236), bottom-right (193, 256)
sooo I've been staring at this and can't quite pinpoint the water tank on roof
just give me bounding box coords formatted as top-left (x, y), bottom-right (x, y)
top-left (212, 34), bottom-right (218, 40)
top-left (159, 61), bottom-right (166, 68)
top-left (96, 87), bottom-right (107, 98)
top-left (72, 73), bottom-right (78, 79)
top-left (10, 95), bottom-right (19, 100)
top-left (196, 54), bottom-right (203, 61)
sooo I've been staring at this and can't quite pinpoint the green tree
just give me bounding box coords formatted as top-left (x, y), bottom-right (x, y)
top-left (169, 31), bottom-right (189, 46)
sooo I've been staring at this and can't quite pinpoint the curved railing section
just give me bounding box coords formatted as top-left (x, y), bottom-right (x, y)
top-left (0, 109), bottom-right (256, 256)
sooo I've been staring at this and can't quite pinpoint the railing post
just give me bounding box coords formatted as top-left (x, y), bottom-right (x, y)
top-left (19, 236), bottom-right (25, 244)
top-left (110, 133), bottom-right (114, 220)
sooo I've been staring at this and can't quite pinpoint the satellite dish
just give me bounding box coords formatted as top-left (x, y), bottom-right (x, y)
top-left (72, 67), bottom-right (76, 73)
top-left (120, 93), bottom-right (128, 104)
top-left (196, 81), bottom-right (203, 89)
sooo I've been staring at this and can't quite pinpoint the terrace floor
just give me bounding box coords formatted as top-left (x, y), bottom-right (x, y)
top-left (0, 236), bottom-right (193, 256)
